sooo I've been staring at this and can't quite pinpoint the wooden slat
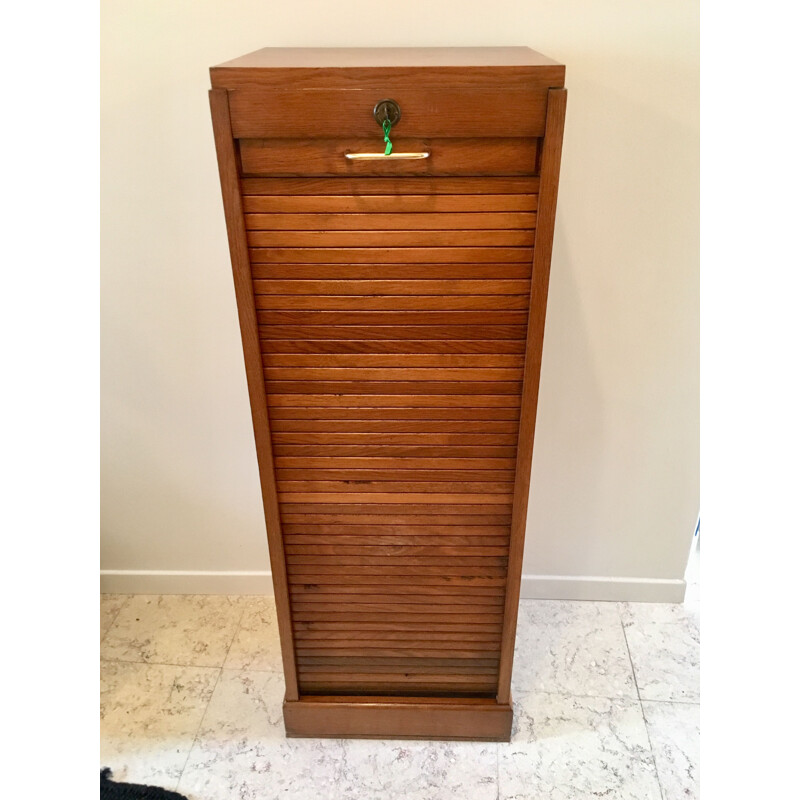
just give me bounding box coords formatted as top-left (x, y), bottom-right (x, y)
top-left (295, 635), bottom-right (499, 648)
top-left (251, 264), bottom-right (532, 280)
top-left (295, 641), bottom-right (500, 653)
top-left (298, 681), bottom-right (496, 690)
top-left (281, 502), bottom-right (511, 514)
top-left (245, 211), bottom-right (536, 230)
top-left (288, 592), bottom-right (506, 605)
top-left (265, 369), bottom-right (522, 384)
top-left (285, 545), bottom-right (508, 557)
top-left (269, 395), bottom-right (521, 409)
top-left (256, 294), bottom-right (530, 310)
top-left (286, 556), bottom-right (508, 566)
top-left (287, 565), bottom-right (508, 577)
top-left (295, 655), bottom-right (500, 668)
top-left (275, 468), bottom-right (516, 481)
top-left (242, 194), bottom-right (538, 213)
top-left (269, 390), bottom-right (520, 407)
top-left (298, 673), bottom-right (497, 683)
top-left (294, 620), bottom-right (503, 632)
top-left (285, 535), bottom-right (509, 547)
top-left (272, 432), bottom-right (517, 445)
top-left (261, 340), bottom-right (527, 355)
top-left (288, 574), bottom-right (507, 587)
top-left (270, 419), bottom-right (520, 433)
top-left (271, 423), bottom-right (518, 436)
top-left (274, 444), bottom-right (516, 458)
top-left (254, 280), bottom-right (530, 297)
top-left (250, 247), bottom-right (533, 264)
top-left (277, 480), bottom-right (514, 494)
top-left (297, 664), bottom-right (499, 674)
top-left (294, 648), bottom-right (498, 658)
top-left (239, 137), bottom-right (537, 177)
top-left (297, 680), bottom-right (498, 693)
top-left (291, 612), bottom-right (505, 624)
top-left (261, 328), bottom-right (526, 342)
top-left (281, 523), bottom-right (509, 534)
top-left (275, 456), bottom-right (517, 469)
top-left (248, 229), bottom-right (534, 247)
top-left (258, 312), bottom-right (528, 328)
top-left (297, 659), bottom-right (498, 670)
top-left (263, 355), bottom-right (526, 369)
top-left (290, 586), bottom-right (505, 598)
top-left (239, 176), bottom-right (540, 196)
top-left (269, 409), bottom-right (521, 422)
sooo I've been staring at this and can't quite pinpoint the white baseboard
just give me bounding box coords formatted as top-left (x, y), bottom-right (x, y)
top-left (100, 570), bottom-right (273, 595)
top-left (520, 574), bottom-right (686, 603)
top-left (101, 569), bottom-right (685, 603)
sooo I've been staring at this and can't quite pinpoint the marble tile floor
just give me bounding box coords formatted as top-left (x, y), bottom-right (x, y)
top-left (100, 577), bottom-right (699, 799)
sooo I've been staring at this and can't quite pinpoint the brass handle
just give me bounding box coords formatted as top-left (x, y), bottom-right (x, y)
top-left (345, 151), bottom-right (430, 161)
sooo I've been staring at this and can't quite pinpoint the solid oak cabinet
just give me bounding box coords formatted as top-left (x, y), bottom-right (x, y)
top-left (208, 47), bottom-right (566, 741)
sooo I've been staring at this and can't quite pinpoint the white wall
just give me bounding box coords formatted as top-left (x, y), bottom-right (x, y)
top-left (101, 0), bottom-right (699, 601)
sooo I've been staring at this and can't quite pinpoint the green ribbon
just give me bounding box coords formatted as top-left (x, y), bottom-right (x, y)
top-left (382, 119), bottom-right (393, 155)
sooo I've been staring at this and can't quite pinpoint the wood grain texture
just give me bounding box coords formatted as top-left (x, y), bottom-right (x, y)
top-left (240, 176), bottom-right (540, 195)
top-left (208, 88), bottom-right (299, 699)
top-left (268, 416), bottom-right (521, 429)
top-left (283, 696), bottom-right (512, 741)
top-left (247, 228), bottom-right (534, 247)
top-left (249, 247), bottom-right (533, 264)
top-left (228, 87), bottom-right (548, 138)
top-left (243, 193), bottom-right (538, 213)
top-left (210, 48), bottom-right (564, 736)
top-left (243, 195), bottom-right (538, 216)
top-left (239, 137), bottom-right (538, 177)
top-left (275, 467), bottom-right (517, 480)
top-left (256, 292), bottom-right (530, 308)
top-left (270, 430), bottom-right (520, 443)
top-left (257, 312), bottom-right (529, 328)
top-left (496, 87), bottom-right (567, 705)
top-left (267, 395), bottom-right (522, 408)
top-left (251, 264), bottom-right (533, 281)
top-left (244, 211), bottom-right (537, 230)
top-left (260, 339), bottom-right (528, 354)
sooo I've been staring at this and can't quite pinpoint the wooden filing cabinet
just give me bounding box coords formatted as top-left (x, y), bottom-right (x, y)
top-left (208, 47), bottom-right (566, 741)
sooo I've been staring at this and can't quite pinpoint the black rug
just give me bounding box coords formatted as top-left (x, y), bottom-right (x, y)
top-left (100, 769), bottom-right (190, 800)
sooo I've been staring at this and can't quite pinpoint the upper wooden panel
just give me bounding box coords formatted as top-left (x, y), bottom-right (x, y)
top-left (228, 87), bottom-right (548, 138)
top-left (210, 46), bottom-right (565, 90)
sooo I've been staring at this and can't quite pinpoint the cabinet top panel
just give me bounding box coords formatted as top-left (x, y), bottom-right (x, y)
top-left (210, 47), bottom-right (564, 90)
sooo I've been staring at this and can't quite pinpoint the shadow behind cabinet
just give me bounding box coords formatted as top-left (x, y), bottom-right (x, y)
top-left (208, 47), bottom-right (566, 741)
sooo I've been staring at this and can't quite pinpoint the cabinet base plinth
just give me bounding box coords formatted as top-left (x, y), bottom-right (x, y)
top-left (283, 696), bottom-right (513, 741)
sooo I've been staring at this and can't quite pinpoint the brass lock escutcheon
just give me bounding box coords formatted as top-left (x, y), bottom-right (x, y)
top-left (373, 99), bottom-right (401, 127)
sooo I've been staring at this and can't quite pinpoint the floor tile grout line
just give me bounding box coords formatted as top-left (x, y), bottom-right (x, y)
top-left (99, 654), bottom-right (285, 674)
top-left (175, 597), bottom-right (248, 790)
top-left (619, 605), bottom-right (665, 800)
top-left (100, 595), bottom-right (132, 645)
top-left (100, 657), bottom-right (226, 671)
top-left (221, 595), bottom-right (250, 670)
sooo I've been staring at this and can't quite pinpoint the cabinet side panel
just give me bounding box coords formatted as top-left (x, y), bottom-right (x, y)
top-left (497, 87), bottom-right (567, 703)
top-left (209, 88), bottom-right (299, 700)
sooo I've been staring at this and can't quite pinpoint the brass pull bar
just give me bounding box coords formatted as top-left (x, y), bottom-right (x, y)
top-left (345, 151), bottom-right (430, 161)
